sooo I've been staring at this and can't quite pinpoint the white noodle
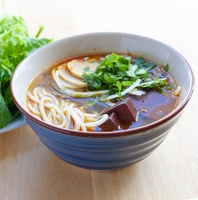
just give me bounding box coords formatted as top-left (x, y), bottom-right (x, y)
top-left (50, 107), bottom-right (56, 119)
top-left (174, 86), bottom-right (182, 96)
top-left (27, 87), bottom-right (109, 131)
top-left (39, 97), bottom-right (52, 123)
top-left (74, 108), bottom-right (85, 121)
top-left (47, 112), bottom-right (53, 122)
top-left (27, 102), bottom-right (40, 115)
top-left (59, 99), bottom-right (66, 109)
top-left (48, 103), bottom-right (67, 127)
top-left (37, 89), bottom-right (45, 99)
top-left (47, 93), bottom-right (59, 105)
top-left (65, 110), bottom-right (72, 129)
top-left (62, 106), bottom-right (81, 130)
top-left (85, 114), bottom-right (109, 127)
top-left (27, 91), bottom-right (40, 104)
top-left (33, 87), bottom-right (41, 99)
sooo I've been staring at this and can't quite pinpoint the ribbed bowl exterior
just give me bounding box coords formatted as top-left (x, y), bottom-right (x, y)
top-left (26, 112), bottom-right (181, 170)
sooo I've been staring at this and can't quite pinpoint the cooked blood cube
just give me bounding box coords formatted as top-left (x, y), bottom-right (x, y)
top-left (101, 98), bottom-right (138, 122)
top-left (99, 112), bottom-right (120, 131)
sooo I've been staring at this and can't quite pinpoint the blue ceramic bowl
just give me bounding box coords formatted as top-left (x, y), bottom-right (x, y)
top-left (11, 32), bottom-right (195, 170)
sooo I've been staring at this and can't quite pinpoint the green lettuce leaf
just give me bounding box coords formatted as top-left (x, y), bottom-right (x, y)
top-left (0, 92), bottom-right (12, 128)
top-left (0, 16), bottom-right (53, 128)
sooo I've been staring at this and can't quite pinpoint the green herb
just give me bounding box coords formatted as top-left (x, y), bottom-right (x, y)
top-left (0, 16), bottom-right (53, 128)
top-left (139, 78), bottom-right (168, 89)
top-left (82, 53), bottom-right (168, 99)
top-left (133, 57), bottom-right (156, 70)
top-left (163, 64), bottom-right (169, 71)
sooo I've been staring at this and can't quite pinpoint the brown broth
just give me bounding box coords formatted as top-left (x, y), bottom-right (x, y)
top-left (28, 53), bottom-right (179, 131)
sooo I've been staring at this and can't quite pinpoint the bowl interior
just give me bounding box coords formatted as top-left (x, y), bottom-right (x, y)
top-left (11, 32), bottom-right (194, 132)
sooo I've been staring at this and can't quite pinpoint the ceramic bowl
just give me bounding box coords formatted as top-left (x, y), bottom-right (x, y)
top-left (11, 32), bottom-right (195, 170)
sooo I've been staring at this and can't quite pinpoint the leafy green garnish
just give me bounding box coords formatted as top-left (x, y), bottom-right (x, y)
top-left (133, 57), bottom-right (156, 70)
top-left (82, 53), bottom-right (168, 99)
top-left (163, 64), bottom-right (169, 72)
top-left (139, 78), bottom-right (168, 89)
top-left (0, 16), bottom-right (53, 128)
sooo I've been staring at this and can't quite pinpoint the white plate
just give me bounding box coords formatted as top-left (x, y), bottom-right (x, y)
top-left (0, 114), bottom-right (26, 134)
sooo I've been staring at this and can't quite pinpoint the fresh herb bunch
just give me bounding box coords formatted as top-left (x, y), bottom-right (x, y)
top-left (0, 16), bottom-right (53, 128)
top-left (83, 53), bottom-right (168, 98)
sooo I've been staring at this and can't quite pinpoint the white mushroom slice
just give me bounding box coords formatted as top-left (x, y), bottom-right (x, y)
top-left (58, 67), bottom-right (87, 88)
top-left (67, 59), bottom-right (98, 79)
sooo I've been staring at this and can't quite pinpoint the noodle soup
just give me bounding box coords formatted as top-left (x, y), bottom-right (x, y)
top-left (27, 53), bottom-right (180, 132)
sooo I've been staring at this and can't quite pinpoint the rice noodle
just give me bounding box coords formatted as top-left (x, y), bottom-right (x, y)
top-left (27, 87), bottom-right (108, 131)
top-left (174, 86), bottom-right (182, 96)
top-left (84, 114), bottom-right (109, 127)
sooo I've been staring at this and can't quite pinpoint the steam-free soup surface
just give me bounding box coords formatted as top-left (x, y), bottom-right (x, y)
top-left (27, 53), bottom-right (180, 132)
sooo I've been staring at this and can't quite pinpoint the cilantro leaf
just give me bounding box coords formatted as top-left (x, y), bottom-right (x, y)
top-left (163, 64), bottom-right (169, 71)
top-left (82, 53), bottom-right (170, 100)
